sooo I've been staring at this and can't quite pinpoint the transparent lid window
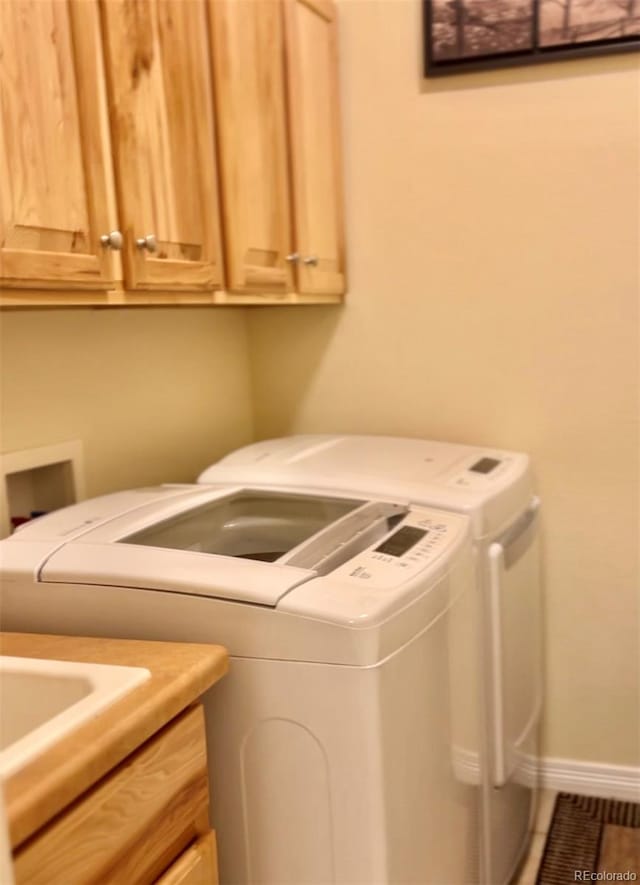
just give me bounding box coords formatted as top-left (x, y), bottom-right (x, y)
top-left (120, 491), bottom-right (363, 562)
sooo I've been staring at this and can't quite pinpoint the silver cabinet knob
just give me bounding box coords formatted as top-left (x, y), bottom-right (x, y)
top-left (136, 234), bottom-right (158, 253)
top-left (285, 253), bottom-right (300, 263)
top-left (303, 255), bottom-right (318, 266)
top-left (100, 230), bottom-right (123, 250)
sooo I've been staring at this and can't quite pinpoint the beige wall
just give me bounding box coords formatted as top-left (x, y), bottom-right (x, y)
top-left (0, 308), bottom-right (254, 495)
top-left (0, 0), bottom-right (637, 770)
top-left (247, 1), bottom-right (640, 765)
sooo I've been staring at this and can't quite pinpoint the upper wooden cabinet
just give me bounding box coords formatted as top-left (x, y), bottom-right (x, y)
top-left (209, 0), bottom-right (345, 297)
top-left (0, 0), bottom-right (344, 304)
top-left (0, 0), bottom-right (116, 292)
top-left (209, 0), bottom-right (293, 295)
top-left (101, 0), bottom-right (224, 292)
top-left (285, 0), bottom-right (346, 296)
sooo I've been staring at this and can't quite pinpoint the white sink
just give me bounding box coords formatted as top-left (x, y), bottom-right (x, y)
top-left (0, 656), bottom-right (151, 779)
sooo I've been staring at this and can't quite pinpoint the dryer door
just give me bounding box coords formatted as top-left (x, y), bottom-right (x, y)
top-left (487, 497), bottom-right (542, 789)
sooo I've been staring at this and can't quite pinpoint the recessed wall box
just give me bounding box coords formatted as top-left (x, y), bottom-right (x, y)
top-left (0, 441), bottom-right (85, 538)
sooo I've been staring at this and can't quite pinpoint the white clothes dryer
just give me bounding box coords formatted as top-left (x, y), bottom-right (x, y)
top-left (1, 483), bottom-right (481, 885)
top-left (199, 435), bottom-right (543, 885)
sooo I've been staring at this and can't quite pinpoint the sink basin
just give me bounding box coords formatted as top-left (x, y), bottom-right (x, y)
top-left (0, 656), bottom-right (151, 778)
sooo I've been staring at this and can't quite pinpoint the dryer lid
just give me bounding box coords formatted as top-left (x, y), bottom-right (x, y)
top-left (198, 435), bottom-right (534, 537)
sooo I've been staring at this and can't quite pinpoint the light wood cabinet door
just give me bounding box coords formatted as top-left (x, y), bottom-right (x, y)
top-left (284, 0), bottom-right (345, 296)
top-left (0, 0), bottom-right (116, 291)
top-left (209, 0), bottom-right (293, 295)
top-left (156, 831), bottom-right (218, 885)
top-left (101, 0), bottom-right (224, 292)
top-left (13, 706), bottom-right (210, 885)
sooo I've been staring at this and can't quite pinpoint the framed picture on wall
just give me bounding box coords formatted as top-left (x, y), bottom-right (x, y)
top-left (424, 0), bottom-right (640, 76)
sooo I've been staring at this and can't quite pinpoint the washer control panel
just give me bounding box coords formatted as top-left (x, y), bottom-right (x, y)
top-left (333, 507), bottom-right (466, 589)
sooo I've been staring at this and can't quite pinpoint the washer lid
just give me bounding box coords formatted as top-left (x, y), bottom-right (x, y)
top-left (38, 487), bottom-right (408, 606)
top-left (116, 489), bottom-right (361, 562)
top-left (40, 541), bottom-right (314, 606)
top-left (198, 434), bottom-right (534, 537)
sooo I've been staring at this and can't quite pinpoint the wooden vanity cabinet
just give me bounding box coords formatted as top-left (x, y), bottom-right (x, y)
top-left (12, 705), bottom-right (219, 885)
top-left (209, 0), bottom-right (346, 298)
top-left (156, 832), bottom-right (218, 885)
top-left (0, 0), bottom-right (117, 293)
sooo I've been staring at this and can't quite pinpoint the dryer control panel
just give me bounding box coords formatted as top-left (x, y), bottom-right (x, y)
top-left (447, 453), bottom-right (515, 491)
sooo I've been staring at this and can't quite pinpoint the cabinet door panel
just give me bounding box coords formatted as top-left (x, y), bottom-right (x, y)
top-left (285, 0), bottom-right (345, 296)
top-left (209, 0), bottom-right (293, 294)
top-left (156, 831), bottom-right (218, 885)
top-left (0, 0), bottom-right (115, 290)
top-left (101, 0), bottom-right (223, 292)
top-left (13, 707), bottom-right (210, 885)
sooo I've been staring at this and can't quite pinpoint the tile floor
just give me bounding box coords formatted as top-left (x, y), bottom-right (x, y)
top-left (513, 790), bottom-right (558, 885)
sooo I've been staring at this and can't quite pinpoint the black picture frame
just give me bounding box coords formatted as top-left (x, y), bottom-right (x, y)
top-left (424, 0), bottom-right (640, 77)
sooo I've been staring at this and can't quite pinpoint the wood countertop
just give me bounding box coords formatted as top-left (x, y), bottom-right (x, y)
top-left (0, 632), bottom-right (228, 849)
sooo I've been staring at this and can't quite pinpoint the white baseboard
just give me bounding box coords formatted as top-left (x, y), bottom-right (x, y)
top-left (540, 756), bottom-right (640, 802)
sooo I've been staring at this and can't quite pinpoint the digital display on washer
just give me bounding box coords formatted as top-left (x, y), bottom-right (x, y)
top-left (375, 526), bottom-right (427, 557)
top-left (469, 457), bottom-right (501, 474)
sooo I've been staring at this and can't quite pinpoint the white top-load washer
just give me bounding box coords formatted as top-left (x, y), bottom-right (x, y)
top-left (1, 484), bottom-right (481, 885)
top-left (199, 435), bottom-right (542, 885)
